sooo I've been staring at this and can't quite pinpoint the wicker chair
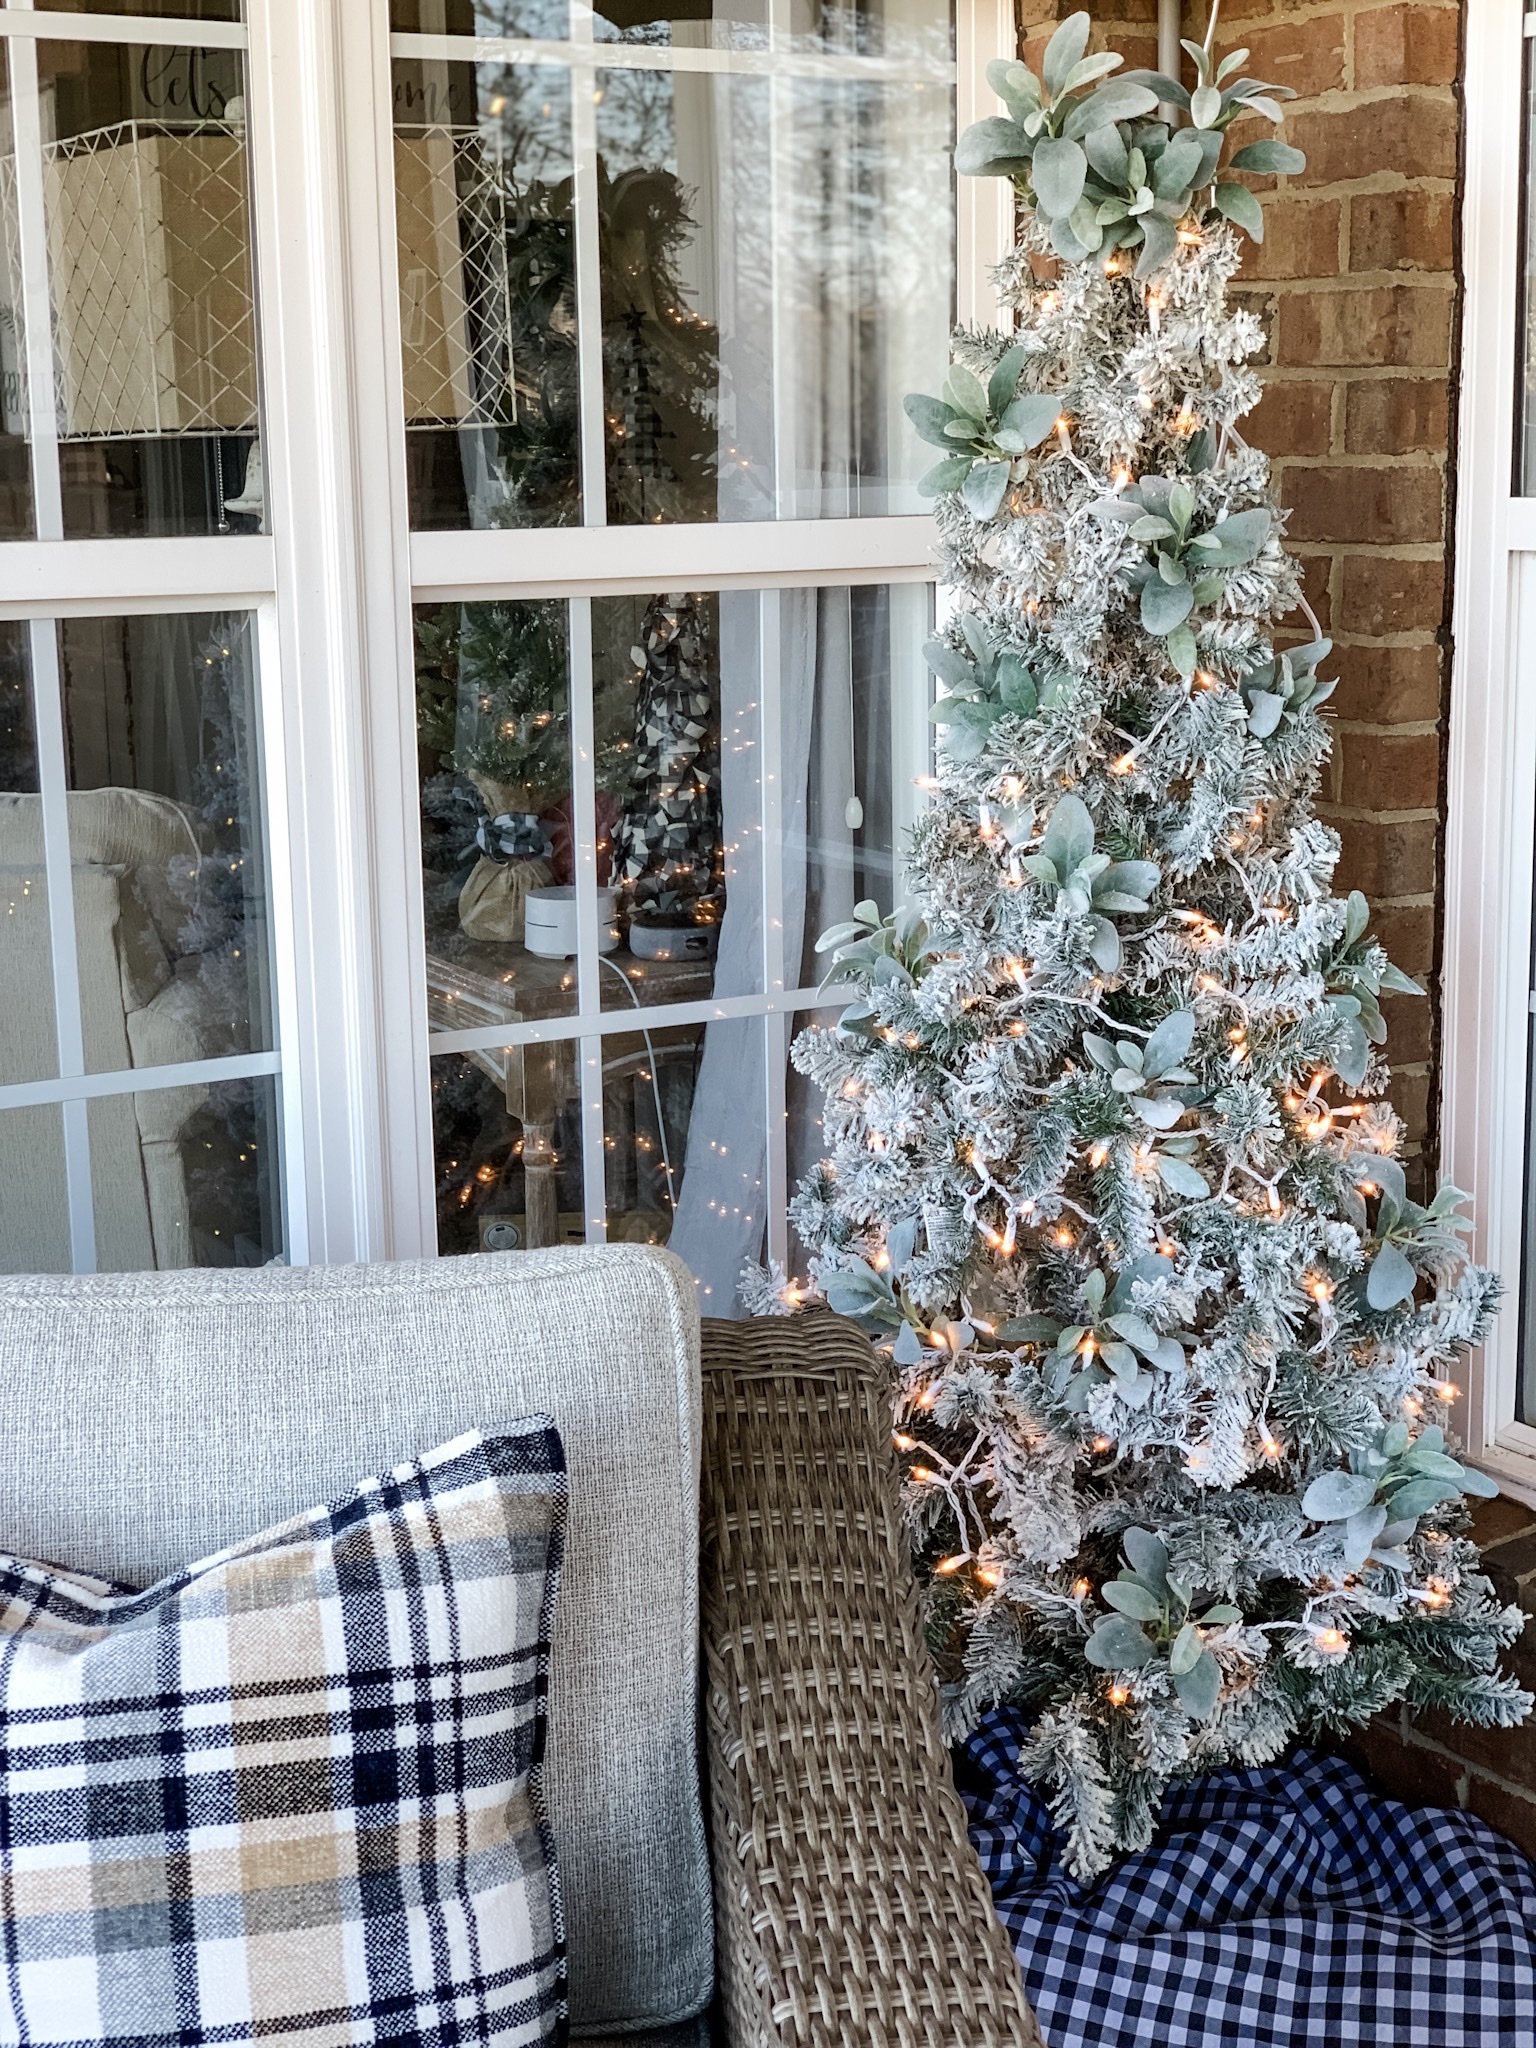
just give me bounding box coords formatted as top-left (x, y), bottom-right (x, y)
top-left (700, 1311), bottom-right (1044, 2047)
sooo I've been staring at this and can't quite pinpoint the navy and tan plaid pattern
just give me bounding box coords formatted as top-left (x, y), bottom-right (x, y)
top-left (0, 1424), bottom-right (568, 2048)
top-left (960, 1705), bottom-right (1536, 2048)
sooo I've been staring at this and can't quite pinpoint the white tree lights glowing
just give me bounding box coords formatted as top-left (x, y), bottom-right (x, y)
top-left (781, 14), bottom-right (1532, 1875)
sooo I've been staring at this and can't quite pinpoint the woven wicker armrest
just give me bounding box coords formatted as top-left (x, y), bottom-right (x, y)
top-left (699, 1311), bottom-right (1043, 2048)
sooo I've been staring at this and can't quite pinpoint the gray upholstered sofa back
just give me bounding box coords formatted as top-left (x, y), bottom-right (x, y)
top-left (0, 1245), bottom-right (713, 2037)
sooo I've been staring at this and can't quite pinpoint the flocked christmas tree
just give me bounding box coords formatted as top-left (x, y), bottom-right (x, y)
top-left (780, 11), bottom-right (1532, 1877)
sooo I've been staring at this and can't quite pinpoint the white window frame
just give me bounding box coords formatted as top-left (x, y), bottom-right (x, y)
top-left (1445, 0), bottom-right (1536, 1503)
top-left (0, 0), bottom-right (1013, 1276)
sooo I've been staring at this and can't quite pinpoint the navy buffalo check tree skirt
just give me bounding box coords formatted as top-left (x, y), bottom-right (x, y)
top-left (958, 1707), bottom-right (1536, 2048)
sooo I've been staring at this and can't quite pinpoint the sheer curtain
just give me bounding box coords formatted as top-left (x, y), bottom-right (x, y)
top-left (667, 61), bottom-right (867, 1304)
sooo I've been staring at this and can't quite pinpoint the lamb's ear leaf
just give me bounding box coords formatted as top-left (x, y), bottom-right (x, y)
top-left (885, 1217), bottom-right (919, 1273)
top-left (1041, 791), bottom-right (1095, 875)
top-left (1230, 138), bottom-right (1306, 176)
top-left (1156, 1156), bottom-right (1210, 1198)
top-left (1122, 1527), bottom-right (1170, 1591)
top-left (1173, 1648), bottom-right (1222, 1720)
top-left (1083, 1616), bottom-right (1156, 1670)
top-left (921, 640), bottom-right (976, 690)
top-left (1061, 78), bottom-right (1159, 141)
top-left (987, 343), bottom-right (1030, 418)
top-left (1102, 1580), bottom-right (1164, 1623)
top-left (1366, 1242), bottom-right (1417, 1312)
top-left (1087, 916), bottom-right (1122, 973)
top-left (1031, 135), bottom-right (1089, 217)
top-left (1247, 690), bottom-right (1285, 737)
top-left (1084, 121), bottom-right (1130, 184)
top-left (1301, 1470), bottom-right (1379, 1522)
top-left (1142, 1008), bottom-right (1195, 1078)
top-left (890, 1321), bottom-right (923, 1366)
top-left (962, 459), bottom-right (1011, 522)
top-left (1215, 179), bottom-right (1265, 242)
top-left (955, 115), bottom-right (1035, 178)
top-left (1135, 211), bottom-right (1179, 278)
top-left (904, 393), bottom-right (960, 448)
top-left (917, 455), bottom-right (974, 499)
top-left (1166, 622), bottom-right (1198, 679)
top-left (1118, 68), bottom-right (1191, 111)
top-left (1169, 1620), bottom-right (1203, 1675)
top-left (1152, 127), bottom-right (1205, 199)
top-left (999, 392), bottom-right (1065, 449)
top-left (1142, 575), bottom-right (1195, 636)
top-left (1041, 10), bottom-right (1092, 95)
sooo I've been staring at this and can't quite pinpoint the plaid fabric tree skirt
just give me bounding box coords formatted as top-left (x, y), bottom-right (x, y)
top-left (959, 1708), bottom-right (1536, 2048)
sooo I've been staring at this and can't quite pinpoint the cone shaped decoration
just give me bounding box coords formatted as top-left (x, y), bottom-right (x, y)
top-left (784, 11), bottom-right (1532, 1878)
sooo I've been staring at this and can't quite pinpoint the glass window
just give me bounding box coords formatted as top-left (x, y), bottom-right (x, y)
top-left (57, 613), bottom-right (273, 1069)
top-left (0, 609), bottom-right (283, 1275)
top-left (392, 4), bottom-right (955, 528)
top-left (89, 1074), bottom-right (280, 1271)
top-left (0, 38), bottom-right (261, 539)
top-left (8, 6), bottom-right (243, 19)
top-left (0, 1104), bottom-right (70, 1275)
top-left (423, 579), bottom-right (929, 1299)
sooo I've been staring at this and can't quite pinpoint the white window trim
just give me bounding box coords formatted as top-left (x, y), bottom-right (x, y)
top-left (1445, 0), bottom-right (1536, 1504)
top-left (0, 0), bottom-right (1013, 1277)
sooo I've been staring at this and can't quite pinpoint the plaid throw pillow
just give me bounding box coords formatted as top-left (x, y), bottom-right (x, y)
top-left (0, 1423), bottom-right (568, 2048)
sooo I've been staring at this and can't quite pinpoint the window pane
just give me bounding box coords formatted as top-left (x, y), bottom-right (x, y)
top-left (0, 621), bottom-right (62, 1083)
top-left (393, 2), bottom-right (568, 35)
top-left (392, 4), bottom-right (954, 528)
top-left (426, 580), bottom-right (929, 1300)
top-left (90, 1072), bottom-right (281, 1271)
top-left (595, 591), bottom-right (731, 1011)
top-left (0, 44), bottom-right (31, 538)
top-left (418, 596), bottom-right (580, 1029)
top-left (14, 4), bottom-right (243, 19)
top-left (595, 55), bottom-right (953, 522)
top-left (54, 612), bottom-right (273, 1072)
top-left (0, 40), bottom-right (260, 538)
top-left (432, 1044), bottom-right (591, 1255)
top-left (0, 1104), bottom-right (70, 1273)
top-left (394, 58), bottom-right (579, 530)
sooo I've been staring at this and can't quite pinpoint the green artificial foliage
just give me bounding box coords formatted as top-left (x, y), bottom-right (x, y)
top-left (783, 11), bottom-right (1532, 1878)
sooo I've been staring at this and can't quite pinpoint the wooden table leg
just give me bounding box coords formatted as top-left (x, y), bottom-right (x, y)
top-left (505, 1041), bottom-right (571, 1249)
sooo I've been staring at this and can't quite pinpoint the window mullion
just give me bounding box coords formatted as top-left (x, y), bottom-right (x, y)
top-left (27, 621), bottom-right (95, 1271)
top-left (567, 10), bottom-right (608, 529)
top-left (7, 28), bottom-right (63, 541)
top-left (244, 0), bottom-right (428, 1264)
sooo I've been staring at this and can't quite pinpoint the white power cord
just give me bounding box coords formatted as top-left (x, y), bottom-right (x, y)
top-left (597, 952), bottom-right (681, 1218)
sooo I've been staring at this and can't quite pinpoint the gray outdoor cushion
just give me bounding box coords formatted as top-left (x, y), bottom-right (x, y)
top-left (0, 1245), bottom-right (712, 2037)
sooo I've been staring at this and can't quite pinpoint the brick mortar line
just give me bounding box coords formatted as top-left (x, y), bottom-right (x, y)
top-left (1330, 634), bottom-right (1447, 647)
top-left (1290, 542), bottom-right (1445, 559)
top-left (1318, 806), bottom-right (1441, 823)
top-left (1331, 720), bottom-right (1442, 736)
top-left (1254, 277), bottom-right (1457, 298)
top-left (1276, 455), bottom-right (1447, 469)
top-left (1390, 1718), bottom-right (1536, 1799)
top-left (1255, 369), bottom-right (1454, 384)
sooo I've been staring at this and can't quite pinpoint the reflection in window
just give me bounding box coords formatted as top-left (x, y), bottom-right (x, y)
top-left (87, 1074), bottom-right (279, 1271)
top-left (393, 4), bottom-right (954, 527)
top-left (0, 37), bottom-right (260, 538)
top-left (59, 613), bottom-right (273, 1069)
top-left (420, 583), bottom-right (928, 1295)
top-left (0, 612), bottom-right (279, 1274)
